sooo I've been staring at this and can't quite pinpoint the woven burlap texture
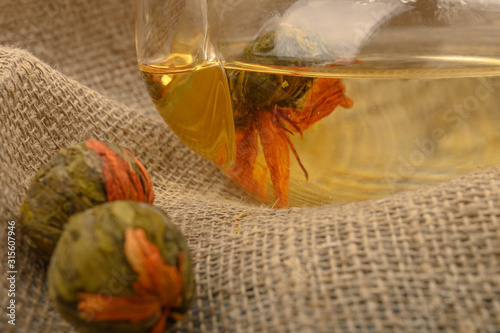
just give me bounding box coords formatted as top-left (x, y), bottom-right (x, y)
top-left (1, 1), bottom-right (500, 332)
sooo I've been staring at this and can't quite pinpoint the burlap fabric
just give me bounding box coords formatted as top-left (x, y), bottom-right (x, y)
top-left (1, 1), bottom-right (500, 332)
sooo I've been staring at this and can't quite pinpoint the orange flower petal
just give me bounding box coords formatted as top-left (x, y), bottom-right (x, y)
top-left (124, 228), bottom-right (183, 307)
top-left (279, 78), bottom-right (353, 133)
top-left (123, 228), bottom-right (157, 293)
top-left (85, 140), bottom-right (153, 203)
top-left (224, 121), bottom-right (268, 202)
top-left (125, 148), bottom-right (155, 204)
top-left (257, 111), bottom-right (291, 209)
top-left (77, 292), bottom-right (160, 323)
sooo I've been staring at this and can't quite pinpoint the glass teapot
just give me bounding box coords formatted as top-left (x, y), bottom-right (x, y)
top-left (136, 0), bottom-right (500, 208)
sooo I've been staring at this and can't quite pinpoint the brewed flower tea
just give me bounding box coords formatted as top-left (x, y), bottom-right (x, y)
top-left (137, 0), bottom-right (500, 208)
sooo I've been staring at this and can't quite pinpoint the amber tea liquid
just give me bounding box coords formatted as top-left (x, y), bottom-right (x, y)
top-left (140, 57), bottom-right (500, 207)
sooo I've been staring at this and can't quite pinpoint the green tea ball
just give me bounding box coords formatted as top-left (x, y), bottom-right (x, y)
top-left (48, 201), bottom-right (195, 333)
top-left (20, 140), bottom-right (154, 260)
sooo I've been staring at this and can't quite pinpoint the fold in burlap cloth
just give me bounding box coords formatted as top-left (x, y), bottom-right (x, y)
top-left (1, 1), bottom-right (500, 332)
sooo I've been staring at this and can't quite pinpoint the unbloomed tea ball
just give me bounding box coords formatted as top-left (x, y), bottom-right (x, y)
top-left (20, 140), bottom-right (154, 260)
top-left (48, 201), bottom-right (195, 333)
